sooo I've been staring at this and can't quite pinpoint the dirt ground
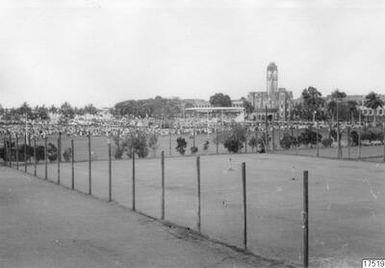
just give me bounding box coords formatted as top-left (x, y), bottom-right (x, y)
top-left (0, 166), bottom-right (291, 268)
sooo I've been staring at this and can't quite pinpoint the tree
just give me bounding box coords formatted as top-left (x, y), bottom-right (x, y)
top-left (60, 102), bottom-right (75, 119)
top-left (364, 91), bottom-right (384, 126)
top-left (176, 137), bottom-right (187, 155)
top-left (17, 102), bottom-right (33, 120)
top-left (83, 104), bottom-right (98, 115)
top-left (49, 105), bottom-right (58, 114)
top-left (301, 87), bottom-right (325, 121)
top-left (298, 128), bottom-right (322, 147)
top-left (240, 97), bottom-right (254, 117)
top-left (209, 93), bottom-right (232, 107)
top-left (131, 131), bottom-right (149, 158)
top-left (223, 123), bottom-right (247, 153)
top-left (113, 97), bottom-right (182, 119)
top-left (34, 105), bottom-right (50, 120)
top-left (331, 89), bottom-right (347, 99)
top-left (292, 102), bottom-right (305, 120)
top-left (148, 132), bottom-right (159, 157)
top-left (347, 100), bottom-right (358, 123)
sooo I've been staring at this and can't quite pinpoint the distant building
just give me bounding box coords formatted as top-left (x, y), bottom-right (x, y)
top-left (354, 95), bottom-right (385, 118)
top-left (326, 94), bottom-right (385, 119)
top-left (231, 99), bottom-right (244, 107)
top-left (247, 62), bottom-right (293, 121)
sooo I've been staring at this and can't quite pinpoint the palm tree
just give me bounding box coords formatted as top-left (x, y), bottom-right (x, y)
top-left (364, 92), bottom-right (384, 126)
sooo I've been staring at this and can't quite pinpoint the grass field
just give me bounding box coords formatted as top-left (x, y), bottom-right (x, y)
top-left (30, 130), bottom-right (385, 164)
top-left (20, 153), bottom-right (385, 267)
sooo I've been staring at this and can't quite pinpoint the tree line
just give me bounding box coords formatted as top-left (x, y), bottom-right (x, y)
top-left (292, 87), bottom-right (384, 124)
top-left (1, 90), bottom-right (383, 123)
top-left (0, 102), bottom-right (99, 121)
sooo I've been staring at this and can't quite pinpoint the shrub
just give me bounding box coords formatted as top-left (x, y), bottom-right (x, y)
top-left (176, 137), bottom-right (187, 155)
top-left (190, 146), bottom-right (198, 154)
top-left (280, 133), bottom-right (297, 149)
top-left (47, 143), bottom-right (58, 162)
top-left (114, 147), bottom-right (124, 159)
top-left (112, 130), bottom-right (151, 159)
top-left (213, 123), bottom-right (248, 153)
top-left (366, 127), bottom-right (383, 142)
top-left (203, 140), bottom-right (209, 151)
top-left (330, 129), bottom-right (341, 141)
top-left (350, 131), bottom-right (359, 146)
top-left (36, 146), bottom-right (45, 162)
top-left (131, 131), bottom-right (149, 158)
top-left (321, 138), bottom-right (333, 148)
top-left (224, 137), bottom-right (243, 153)
top-left (256, 137), bottom-right (266, 153)
top-left (63, 147), bottom-right (72, 162)
top-left (298, 128), bottom-right (322, 147)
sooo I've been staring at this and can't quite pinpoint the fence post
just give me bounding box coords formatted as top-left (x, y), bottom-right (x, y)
top-left (278, 124), bottom-right (281, 150)
top-left (271, 126), bottom-right (275, 152)
top-left (169, 129), bottom-right (172, 156)
top-left (16, 134), bottom-right (19, 170)
top-left (6, 136), bottom-right (9, 167)
top-left (4, 137), bottom-right (7, 167)
top-left (161, 151), bottom-right (165, 220)
top-left (117, 129), bottom-right (120, 156)
top-left (196, 156), bottom-right (201, 232)
top-left (216, 128), bottom-right (219, 154)
top-left (347, 126), bottom-right (351, 159)
top-left (108, 137), bottom-right (112, 202)
top-left (296, 125), bottom-right (299, 155)
top-left (193, 127), bottom-right (196, 148)
top-left (316, 122), bottom-right (320, 157)
top-left (28, 133), bottom-right (31, 164)
top-left (383, 122), bottom-right (385, 162)
top-left (44, 137), bottom-right (48, 180)
top-left (242, 162), bottom-right (247, 249)
top-left (265, 119), bottom-right (269, 152)
top-left (33, 138), bottom-right (37, 176)
top-left (71, 139), bottom-right (74, 189)
top-left (57, 132), bottom-right (61, 184)
top-left (58, 132), bottom-right (61, 162)
top-left (88, 132), bottom-right (92, 195)
top-left (132, 151), bottom-right (136, 211)
top-left (358, 126), bottom-right (362, 160)
top-left (303, 170), bottom-right (309, 268)
top-left (265, 106), bottom-right (268, 152)
top-left (8, 135), bottom-right (12, 168)
top-left (245, 135), bottom-right (248, 153)
top-left (24, 133), bottom-right (27, 173)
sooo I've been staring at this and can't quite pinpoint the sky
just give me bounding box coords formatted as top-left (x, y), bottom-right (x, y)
top-left (1, 0), bottom-right (385, 108)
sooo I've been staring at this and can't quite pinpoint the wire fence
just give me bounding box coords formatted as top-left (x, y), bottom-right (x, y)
top-left (1, 129), bottom-right (385, 267)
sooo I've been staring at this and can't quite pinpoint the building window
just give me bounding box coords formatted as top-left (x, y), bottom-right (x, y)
top-left (379, 109), bottom-right (383, 115)
top-left (369, 110), bottom-right (373, 115)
